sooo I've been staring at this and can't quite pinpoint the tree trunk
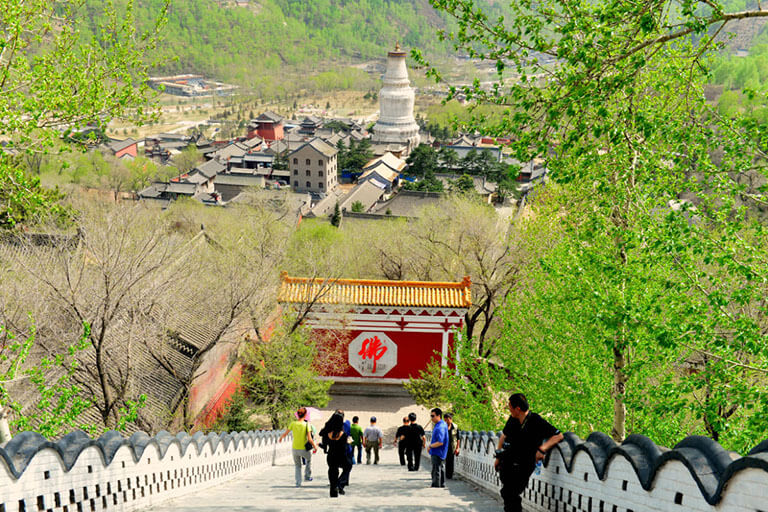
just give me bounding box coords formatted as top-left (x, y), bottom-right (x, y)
top-left (611, 345), bottom-right (627, 442)
top-left (0, 406), bottom-right (12, 443)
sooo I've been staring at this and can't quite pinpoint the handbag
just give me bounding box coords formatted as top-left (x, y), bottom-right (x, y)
top-left (304, 422), bottom-right (313, 451)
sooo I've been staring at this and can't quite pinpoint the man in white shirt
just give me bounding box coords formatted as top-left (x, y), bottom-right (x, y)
top-left (363, 416), bottom-right (384, 464)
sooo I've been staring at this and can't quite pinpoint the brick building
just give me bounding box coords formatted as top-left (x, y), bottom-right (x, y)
top-left (288, 138), bottom-right (338, 194)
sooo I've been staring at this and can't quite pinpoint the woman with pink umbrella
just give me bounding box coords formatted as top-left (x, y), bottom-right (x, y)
top-left (278, 406), bottom-right (318, 487)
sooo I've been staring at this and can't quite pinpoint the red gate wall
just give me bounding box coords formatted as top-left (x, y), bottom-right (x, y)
top-left (313, 328), bottom-right (453, 380)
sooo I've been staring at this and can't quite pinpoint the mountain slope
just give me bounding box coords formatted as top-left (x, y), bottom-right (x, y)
top-left (81, 0), bottom-right (466, 86)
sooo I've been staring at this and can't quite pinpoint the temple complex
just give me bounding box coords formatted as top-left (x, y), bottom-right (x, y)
top-left (371, 44), bottom-right (421, 154)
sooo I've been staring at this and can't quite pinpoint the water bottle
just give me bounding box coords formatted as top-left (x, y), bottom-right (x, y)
top-left (534, 460), bottom-right (542, 476)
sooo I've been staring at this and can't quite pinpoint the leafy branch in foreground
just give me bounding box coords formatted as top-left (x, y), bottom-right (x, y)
top-left (416, 1), bottom-right (768, 160)
top-left (0, 0), bottom-right (169, 229)
top-left (415, 1), bottom-right (768, 453)
top-left (0, 322), bottom-right (93, 440)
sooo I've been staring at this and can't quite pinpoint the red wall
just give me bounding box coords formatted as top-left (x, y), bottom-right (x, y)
top-left (257, 124), bottom-right (284, 141)
top-left (115, 144), bottom-right (137, 159)
top-left (314, 328), bottom-right (450, 379)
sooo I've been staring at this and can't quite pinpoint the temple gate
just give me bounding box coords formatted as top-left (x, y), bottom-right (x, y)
top-left (277, 274), bottom-right (471, 387)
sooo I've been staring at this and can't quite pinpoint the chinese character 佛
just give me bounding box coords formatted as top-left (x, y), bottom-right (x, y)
top-left (358, 335), bottom-right (387, 373)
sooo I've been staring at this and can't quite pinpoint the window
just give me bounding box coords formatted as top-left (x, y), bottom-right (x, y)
top-left (293, 158), bottom-right (298, 164)
top-left (319, 171), bottom-right (323, 177)
top-left (319, 182), bottom-right (324, 189)
top-left (294, 181), bottom-right (298, 187)
top-left (306, 181), bottom-right (311, 188)
top-left (293, 170), bottom-right (298, 175)
top-left (318, 159), bottom-right (323, 166)
top-left (306, 159), bottom-right (311, 165)
top-left (306, 170), bottom-right (311, 176)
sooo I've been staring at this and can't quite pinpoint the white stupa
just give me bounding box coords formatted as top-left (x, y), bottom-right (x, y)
top-left (372, 43), bottom-right (420, 152)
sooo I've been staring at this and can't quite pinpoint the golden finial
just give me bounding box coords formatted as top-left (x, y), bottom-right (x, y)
top-left (395, 41), bottom-right (401, 52)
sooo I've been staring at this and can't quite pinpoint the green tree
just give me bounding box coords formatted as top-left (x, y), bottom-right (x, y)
top-left (339, 139), bottom-right (373, 172)
top-left (273, 150), bottom-right (289, 171)
top-left (350, 201), bottom-right (365, 213)
top-left (0, 0), bottom-right (168, 229)
top-left (330, 201), bottom-right (342, 227)
top-left (405, 144), bottom-right (439, 178)
top-left (448, 174), bottom-right (475, 194)
top-left (173, 146), bottom-right (203, 174)
top-left (211, 390), bottom-right (259, 432)
top-left (438, 146), bottom-right (460, 172)
top-left (240, 319), bottom-right (331, 429)
top-left (420, 0), bottom-right (768, 450)
top-left (1, 324), bottom-right (93, 440)
top-left (403, 169), bottom-right (444, 192)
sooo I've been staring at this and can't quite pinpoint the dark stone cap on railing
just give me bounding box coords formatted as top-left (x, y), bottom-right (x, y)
top-left (457, 430), bottom-right (768, 506)
top-left (0, 429), bottom-right (283, 479)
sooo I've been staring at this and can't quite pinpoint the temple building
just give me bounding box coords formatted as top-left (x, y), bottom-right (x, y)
top-left (278, 274), bottom-right (471, 392)
top-left (247, 111), bottom-right (284, 141)
top-left (371, 44), bottom-right (421, 155)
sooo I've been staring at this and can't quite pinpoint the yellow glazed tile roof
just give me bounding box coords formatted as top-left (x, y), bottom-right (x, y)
top-left (278, 273), bottom-right (471, 309)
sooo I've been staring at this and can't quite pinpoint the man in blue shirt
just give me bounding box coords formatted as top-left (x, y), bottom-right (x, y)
top-left (428, 407), bottom-right (449, 488)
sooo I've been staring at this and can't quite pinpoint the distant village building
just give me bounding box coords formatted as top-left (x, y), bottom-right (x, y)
top-left (516, 160), bottom-right (548, 193)
top-left (288, 138), bottom-right (338, 195)
top-left (147, 74), bottom-right (237, 97)
top-left (299, 115), bottom-right (323, 136)
top-left (340, 180), bottom-right (386, 213)
top-left (105, 138), bottom-right (137, 159)
top-left (247, 111), bottom-right (284, 141)
top-left (371, 44), bottom-right (420, 154)
top-left (359, 152), bottom-right (406, 193)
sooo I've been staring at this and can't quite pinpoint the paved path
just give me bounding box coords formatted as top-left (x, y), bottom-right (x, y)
top-left (318, 394), bottom-right (431, 444)
top-left (147, 446), bottom-right (501, 512)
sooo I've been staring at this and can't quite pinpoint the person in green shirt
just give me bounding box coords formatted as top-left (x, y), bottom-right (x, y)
top-left (278, 407), bottom-right (318, 487)
top-left (350, 415), bottom-right (364, 464)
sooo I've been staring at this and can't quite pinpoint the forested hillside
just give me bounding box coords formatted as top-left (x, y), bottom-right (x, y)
top-left (78, 0), bottom-right (467, 86)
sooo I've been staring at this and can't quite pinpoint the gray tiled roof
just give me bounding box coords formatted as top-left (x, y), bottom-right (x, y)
top-left (166, 182), bottom-right (197, 194)
top-left (138, 183), bottom-right (167, 199)
top-left (290, 137), bottom-right (338, 158)
top-left (255, 110), bottom-right (283, 123)
top-left (340, 181), bottom-right (385, 212)
top-left (183, 173), bottom-right (209, 185)
top-left (193, 192), bottom-right (221, 204)
top-left (213, 174), bottom-right (264, 186)
top-left (106, 138), bottom-right (136, 153)
top-left (212, 142), bottom-right (248, 161)
top-left (372, 190), bottom-right (443, 217)
top-left (194, 159), bottom-right (225, 179)
top-left (324, 133), bottom-right (345, 146)
top-left (266, 140), bottom-right (289, 155)
top-left (242, 136), bottom-right (263, 148)
top-left (244, 153), bottom-right (273, 163)
top-left (301, 115), bottom-right (322, 125)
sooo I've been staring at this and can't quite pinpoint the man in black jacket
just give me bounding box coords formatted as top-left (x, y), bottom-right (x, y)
top-left (495, 393), bottom-right (564, 512)
top-left (404, 412), bottom-right (426, 471)
top-left (394, 416), bottom-right (410, 466)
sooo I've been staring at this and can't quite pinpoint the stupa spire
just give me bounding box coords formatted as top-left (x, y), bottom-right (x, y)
top-left (372, 44), bottom-right (420, 152)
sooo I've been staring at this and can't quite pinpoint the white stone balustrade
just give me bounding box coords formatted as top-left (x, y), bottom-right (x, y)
top-left (425, 430), bottom-right (768, 511)
top-left (0, 430), bottom-right (292, 512)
